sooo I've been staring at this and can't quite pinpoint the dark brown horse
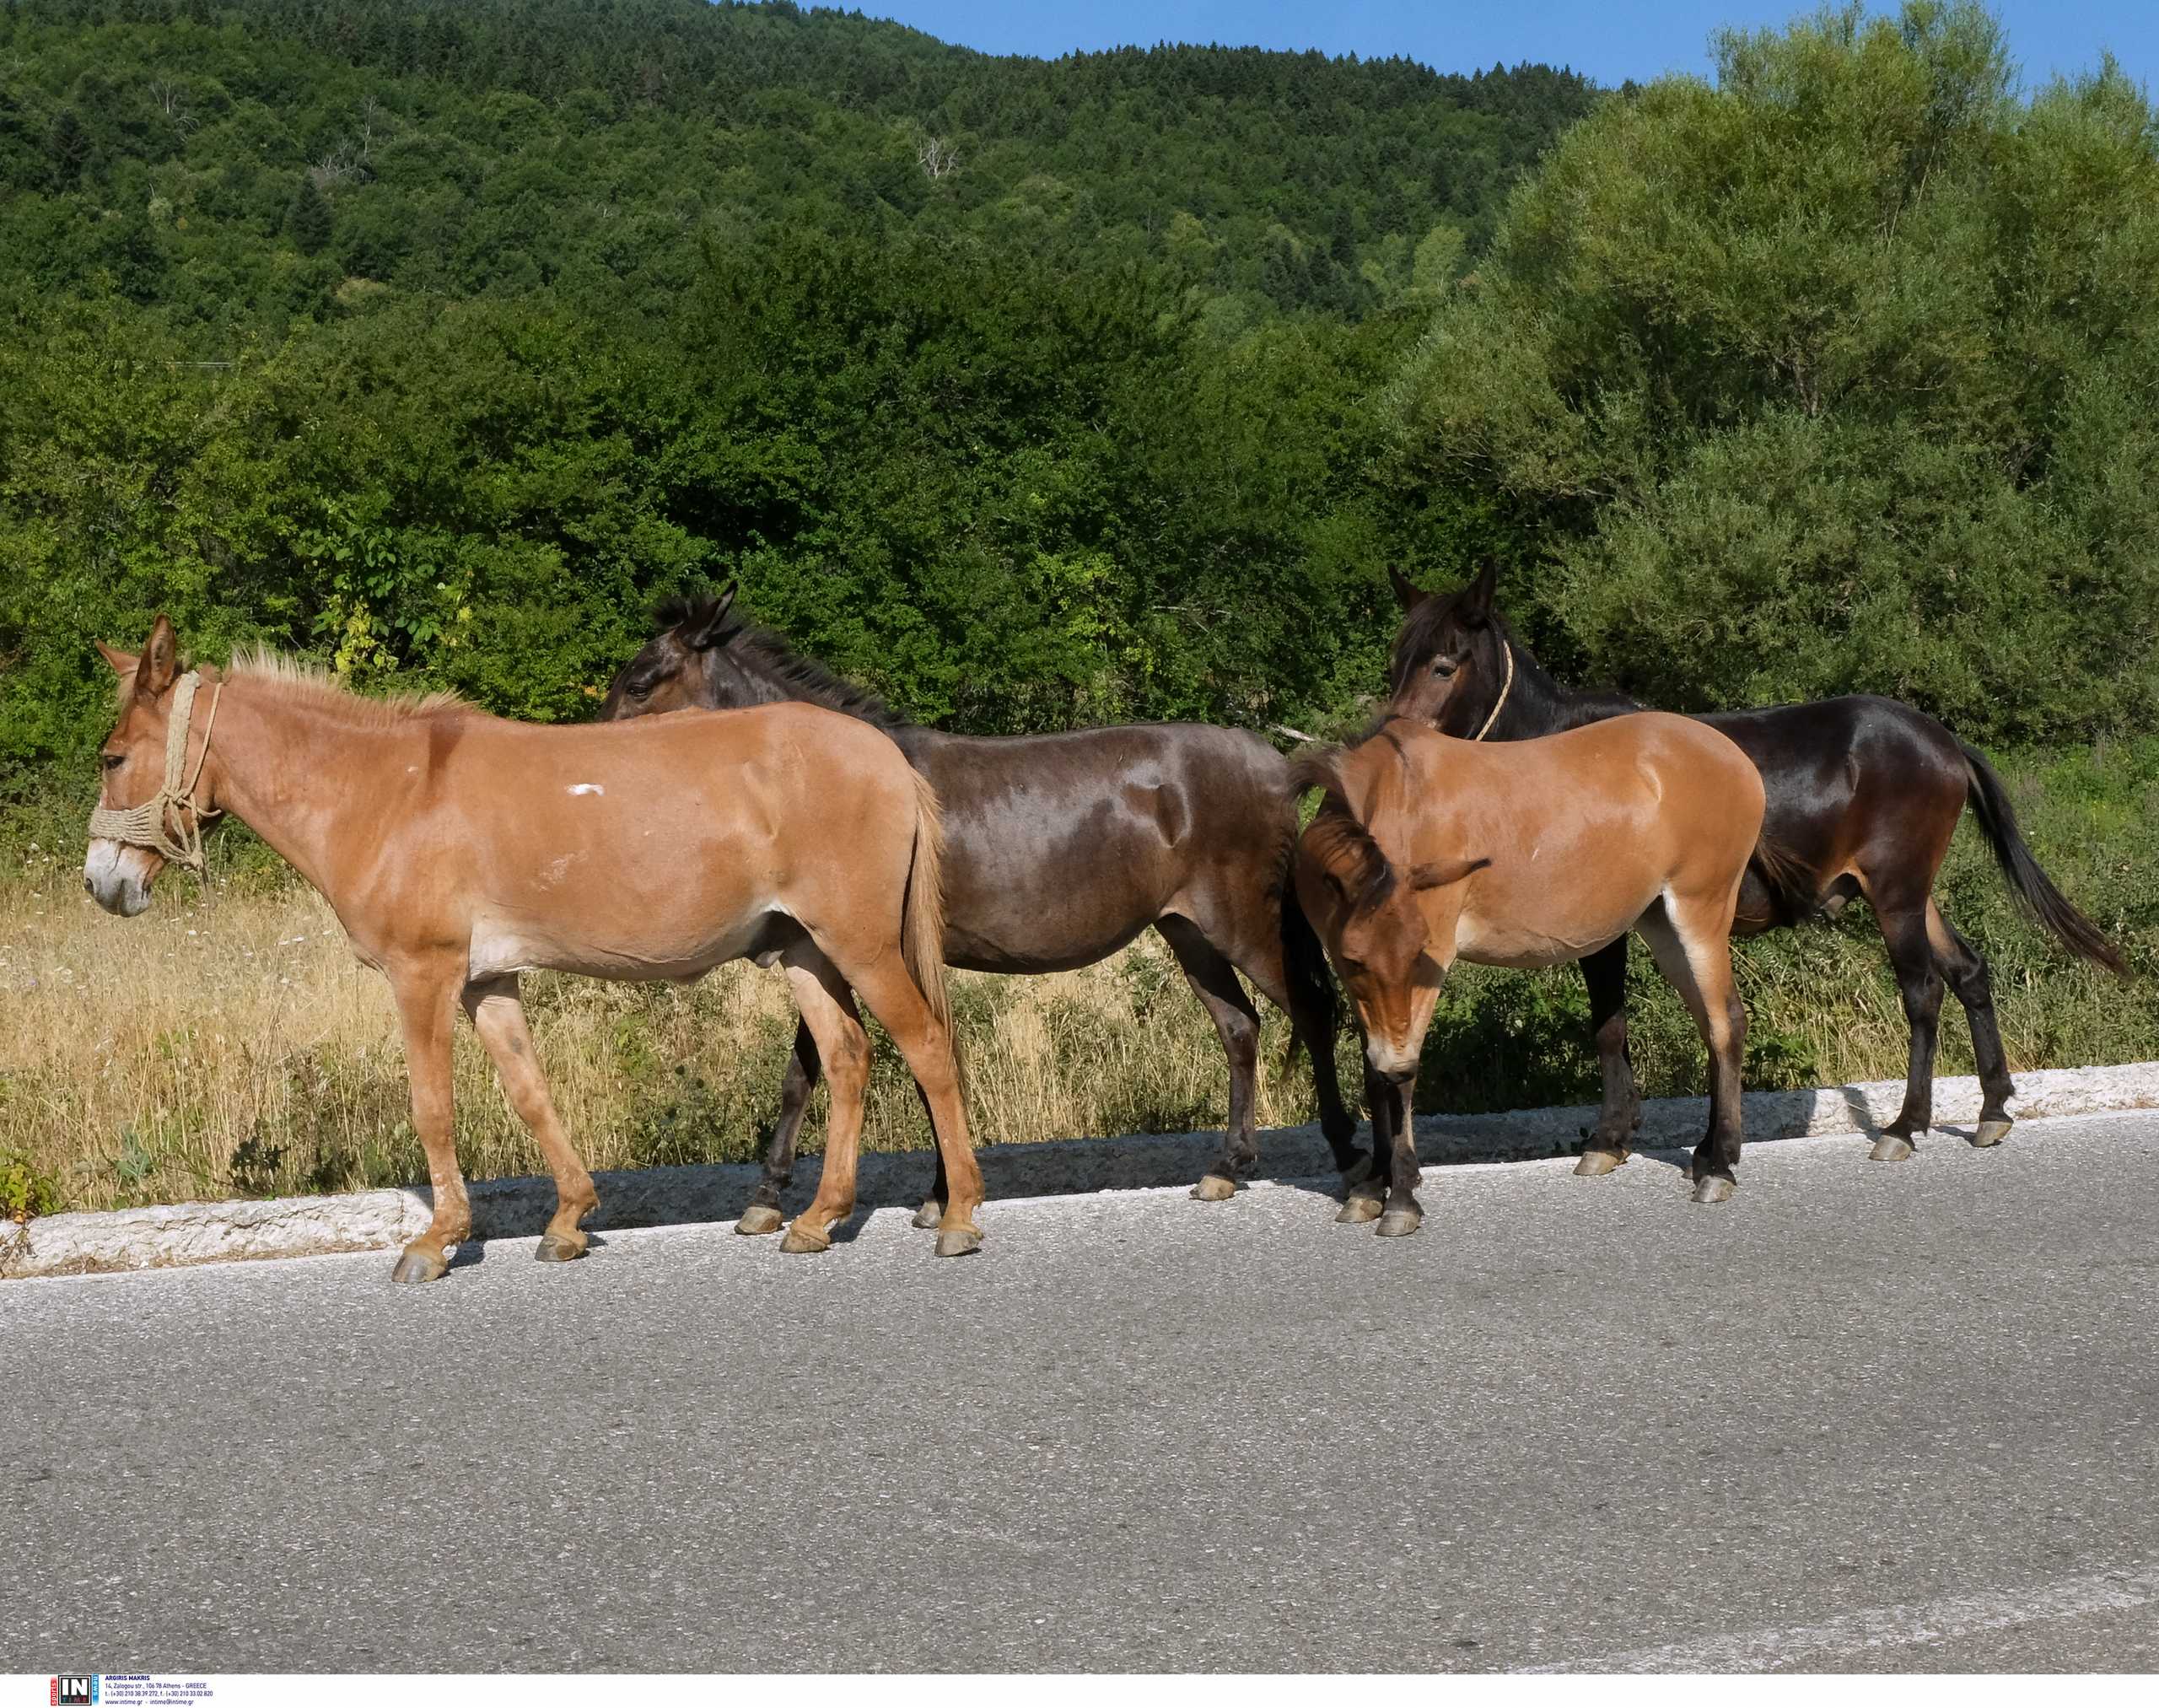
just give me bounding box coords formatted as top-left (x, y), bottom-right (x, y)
top-left (600, 585), bottom-right (1360, 1225)
top-left (1384, 564), bottom-right (2128, 1169)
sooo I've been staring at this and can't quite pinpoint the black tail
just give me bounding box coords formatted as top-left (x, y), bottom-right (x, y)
top-left (1747, 832), bottom-right (1822, 929)
top-left (1279, 865), bottom-right (1339, 1075)
top-left (1960, 741), bottom-right (2129, 975)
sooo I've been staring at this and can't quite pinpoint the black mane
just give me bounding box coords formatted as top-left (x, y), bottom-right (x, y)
top-left (657, 590), bottom-right (911, 730)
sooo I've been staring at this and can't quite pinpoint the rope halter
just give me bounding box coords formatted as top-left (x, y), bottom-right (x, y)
top-left (1468, 642), bottom-right (1516, 742)
top-left (86, 670), bottom-right (223, 870)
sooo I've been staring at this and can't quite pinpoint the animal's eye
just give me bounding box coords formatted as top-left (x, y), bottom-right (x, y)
top-left (627, 678), bottom-right (655, 700)
top-left (1431, 655), bottom-right (1458, 678)
top-left (102, 752), bottom-right (124, 770)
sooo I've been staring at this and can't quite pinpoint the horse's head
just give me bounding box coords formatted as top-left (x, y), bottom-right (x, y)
top-left (600, 580), bottom-right (769, 721)
top-left (84, 615), bottom-right (225, 917)
top-left (1382, 561), bottom-right (1510, 735)
top-left (602, 581), bottom-right (906, 731)
top-left (1292, 745), bottom-right (1486, 1084)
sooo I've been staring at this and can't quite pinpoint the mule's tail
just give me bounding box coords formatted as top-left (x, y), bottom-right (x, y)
top-left (1748, 831), bottom-right (1821, 929)
top-left (1279, 857), bottom-right (1338, 1075)
top-left (1960, 741), bottom-right (2128, 975)
top-left (902, 768), bottom-right (954, 1032)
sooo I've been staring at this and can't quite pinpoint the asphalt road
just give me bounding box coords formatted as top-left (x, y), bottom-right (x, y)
top-left (4, 1111), bottom-right (2156, 1673)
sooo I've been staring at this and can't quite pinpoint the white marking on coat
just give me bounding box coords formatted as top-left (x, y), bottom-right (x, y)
top-left (568, 783), bottom-right (604, 796)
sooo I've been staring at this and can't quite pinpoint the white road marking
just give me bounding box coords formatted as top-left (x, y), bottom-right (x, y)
top-left (1526, 1565), bottom-right (2159, 1673)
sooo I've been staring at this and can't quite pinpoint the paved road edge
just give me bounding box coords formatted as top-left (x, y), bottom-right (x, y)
top-left (6, 1061), bottom-right (2156, 1280)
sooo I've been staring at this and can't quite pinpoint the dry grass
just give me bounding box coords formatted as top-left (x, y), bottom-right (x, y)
top-left (0, 854), bottom-right (1313, 1213)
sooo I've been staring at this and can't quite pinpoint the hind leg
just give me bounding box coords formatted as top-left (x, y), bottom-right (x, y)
top-left (463, 976), bottom-right (600, 1263)
top-left (1176, 900), bottom-right (1365, 1196)
top-left (738, 1018), bottom-right (821, 1237)
top-left (1158, 918), bottom-right (1264, 1202)
top-left (1637, 902), bottom-right (1747, 1204)
top-left (773, 950), bottom-right (871, 1256)
top-left (1574, 940), bottom-right (1640, 1177)
top-left (1930, 902), bottom-right (2015, 1146)
top-left (838, 949), bottom-right (983, 1258)
top-left (909, 1080), bottom-right (951, 1230)
top-left (1871, 902), bottom-right (1945, 1162)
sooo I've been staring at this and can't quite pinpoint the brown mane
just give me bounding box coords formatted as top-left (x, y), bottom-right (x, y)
top-left (227, 649), bottom-right (472, 726)
top-left (1291, 748), bottom-right (1396, 914)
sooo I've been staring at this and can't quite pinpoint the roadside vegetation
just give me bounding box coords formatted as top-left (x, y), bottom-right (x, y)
top-left (3, 733), bottom-right (2149, 1213)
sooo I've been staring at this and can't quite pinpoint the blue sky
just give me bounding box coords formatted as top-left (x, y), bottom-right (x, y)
top-left (861, 3), bottom-right (2155, 90)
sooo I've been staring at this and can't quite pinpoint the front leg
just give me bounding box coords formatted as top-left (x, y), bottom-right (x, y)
top-left (1373, 1073), bottom-right (1424, 1238)
top-left (1338, 1060), bottom-right (1393, 1225)
top-left (1575, 940), bottom-right (1639, 1177)
top-left (387, 959), bottom-right (468, 1284)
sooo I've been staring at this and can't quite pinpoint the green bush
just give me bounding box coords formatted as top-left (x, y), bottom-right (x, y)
top-left (1, 1145), bottom-right (60, 1223)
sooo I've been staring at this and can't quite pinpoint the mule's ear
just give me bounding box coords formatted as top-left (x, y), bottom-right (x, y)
top-left (135, 615), bottom-right (179, 701)
top-left (96, 641), bottom-right (139, 676)
top-left (683, 580), bottom-right (737, 650)
top-left (1461, 560), bottom-right (1499, 628)
top-left (1387, 565), bottom-right (1428, 613)
top-left (1409, 855), bottom-right (1491, 892)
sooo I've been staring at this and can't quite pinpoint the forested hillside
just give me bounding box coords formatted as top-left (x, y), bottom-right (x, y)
top-left (0, 0), bottom-right (1593, 796)
top-left (0, 0), bottom-right (1592, 325)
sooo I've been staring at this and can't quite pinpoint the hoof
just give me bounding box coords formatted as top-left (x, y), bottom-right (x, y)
top-left (1575, 1148), bottom-right (1627, 1177)
top-left (912, 1199), bottom-right (945, 1231)
top-left (534, 1231), bottom-right (586, 1263)
top-left (1972, 1118), bottom-right (2011, 1149)
top-left (735, 1203), bottom-right (784, 1237)
top-left (1337, 1193), bottom-right (1384, 1225)
top-left (1190, 1172), bottom-right (1238, 1203)
top-left (1690, 1176), bottom-right (1736, 1205)
top-left (1375, 1208), bottom-right (1423, 1238)
top-left (778, 1222), bottom-right (831, 1255)
top-left (934, 1227), bottom-right (983, 1258)
top-left (1869, 1133), bottom-right (1917, 1163)
top-left (390, 1249), bottom-right (448, 1285)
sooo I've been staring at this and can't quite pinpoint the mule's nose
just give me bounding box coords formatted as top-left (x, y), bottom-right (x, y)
top-left (83, 875), bottom-right (93, 896)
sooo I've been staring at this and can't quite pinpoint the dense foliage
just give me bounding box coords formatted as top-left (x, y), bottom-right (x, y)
top-left (1385, 2), bottom-right (2159, 742)
top-left (0, 0), bottom-right (1587, 796)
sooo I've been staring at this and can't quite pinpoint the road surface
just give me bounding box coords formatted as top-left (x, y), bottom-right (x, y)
top-left (4, 1111), bottom-right (2156, 1672)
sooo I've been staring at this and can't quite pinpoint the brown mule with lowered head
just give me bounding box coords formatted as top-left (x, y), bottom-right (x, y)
top-left (83, 616), bottom-right (983, 1280)
top-left (1295, 714), bottom-right (1790, 1235)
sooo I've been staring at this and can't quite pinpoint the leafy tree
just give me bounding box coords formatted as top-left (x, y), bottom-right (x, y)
top-left (1385, 2), bottom-right (2159, 742)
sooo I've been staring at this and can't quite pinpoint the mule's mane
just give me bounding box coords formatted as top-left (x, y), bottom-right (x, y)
top-left (1292, 747), bottom-right (1397, 914)
top-left (659, 591), bottom-right (910, 730)
top-left (228, 648), bottom-right (471, 725)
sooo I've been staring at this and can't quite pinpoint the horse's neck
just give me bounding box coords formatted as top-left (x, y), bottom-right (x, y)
top-left (206, 689), bottom-right (416, 897)
top-left (727, 642), bottom-right (914, 735)
top-left (1484, 643), bottom-right (1639, 739)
